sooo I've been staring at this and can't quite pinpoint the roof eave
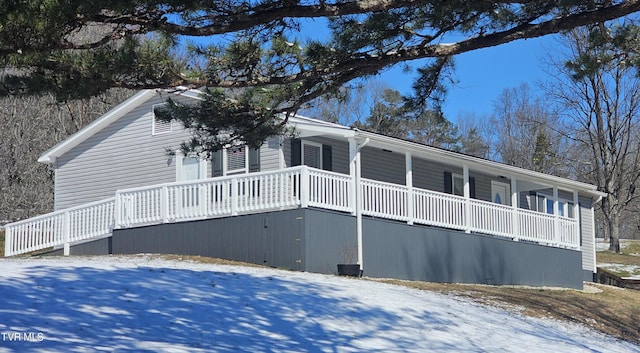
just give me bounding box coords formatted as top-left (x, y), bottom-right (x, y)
top-left (38, 90), bottom-right (159, 164)
top-left (355, 130), bottom-right (605, 198)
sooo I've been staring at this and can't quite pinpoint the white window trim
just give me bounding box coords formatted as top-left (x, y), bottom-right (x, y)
top-left (537, 192), bottom-right (575, 218)
top-left (302, 140), bottom-right (323, 168)
top-left (152, 103), bottom-right (173, 135)
top-left (175, 151), bottom-right (207, 181)
top-left (452, 173), bottom-right (464, 197)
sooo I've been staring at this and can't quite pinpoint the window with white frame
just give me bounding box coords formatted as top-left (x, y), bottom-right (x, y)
top-left (536, 193), bottom-right (575, 218)
top-left (452, 173), bottom-right (464, 196)
top-left (152, 104), bottom-right (172, 135)
top-left (176, 153), bottom-right (206, 181)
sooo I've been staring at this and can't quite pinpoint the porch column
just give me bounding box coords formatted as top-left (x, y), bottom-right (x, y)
top-left (348, 137), bottom-right (364, 270)
top-left (348, 138), bottom-right (358, 216)
top-left (222, 148), bottom-right (228, 176)
top-left (511, 177), bottom-right (519, 241)
top-left (278, 136), bottom-right (285, 170)
top-left (405, 152), bottom-right (414, 225)
top-left (463, 165), bottom-right (471, 233)
top-left (553, 186), bottom-right (560, 246)
top-left (573, 190), bottom-right (580, 248)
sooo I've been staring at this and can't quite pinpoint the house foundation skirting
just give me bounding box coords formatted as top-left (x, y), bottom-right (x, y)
top-left (51, 207), bottom-right (583, 289)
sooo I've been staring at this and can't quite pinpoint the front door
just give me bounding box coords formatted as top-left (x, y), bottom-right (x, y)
top-left (491, 181), bottom-right (511, 206)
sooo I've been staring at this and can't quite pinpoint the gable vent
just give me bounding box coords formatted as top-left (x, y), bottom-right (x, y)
top-left (152, 104), bottom-right (172, 135)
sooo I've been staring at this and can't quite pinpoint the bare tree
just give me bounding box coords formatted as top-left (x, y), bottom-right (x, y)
top-left (546, 24), bottom-right (640, 252)
top-left (489, 84), bottom-right (569, 176)
top-left (0, 89), bottom-right (133, 223)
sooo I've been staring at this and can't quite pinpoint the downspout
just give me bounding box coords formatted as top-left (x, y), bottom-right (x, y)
top-left (355, 136), bottom-right (370, 271)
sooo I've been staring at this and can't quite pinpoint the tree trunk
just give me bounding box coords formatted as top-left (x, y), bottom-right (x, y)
top-left (608, 213), bottom-right (621, 253)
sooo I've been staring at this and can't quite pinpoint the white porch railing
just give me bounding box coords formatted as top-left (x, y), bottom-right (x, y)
top-left (4, 197), bottom-right (115, 257)
top-left (4, 166), bottom-right (581, 256)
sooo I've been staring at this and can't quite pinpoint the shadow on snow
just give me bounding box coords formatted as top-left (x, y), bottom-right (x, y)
top-left (0, 262), bottom-right (452, 352)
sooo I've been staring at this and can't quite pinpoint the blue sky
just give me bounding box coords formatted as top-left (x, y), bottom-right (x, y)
top-left (379, 35), bottom-right (558, 122)
top-left (294, 18), bottom-right (559, 124)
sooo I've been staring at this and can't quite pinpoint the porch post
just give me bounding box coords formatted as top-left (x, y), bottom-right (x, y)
top-left (405, 152), bottom-right (414, 225)
top-left (511, 177), bottom-right (519, 241)
top-left (573, 190), bottom-right (580, 248)
top-left (4, 226), bottom-right (11, 257)
top-left (161, 185), bottom-right (169, 223)
top-left (355, 144), bottom-right (363, 270)
top-left (114, 191), bottom-right (122, 229)
top-left (63, 210), bottom-right (70, 256)
top-left (278, 136), bottom-right (285, 170)
top-left (222, 148), bottom-right (228, 176)
top-left (348, 138), bottom-right (357, 216)
top-left (349, 136), bottom-right (367, 271)
top-left (231, 177), bottom-right (239, 216)
top-left (553, 186), bottom-right (560, 246)
top-left (300, 167), bottom-right (310, 208)
top-left (463, 165), bottom-right (471, 233)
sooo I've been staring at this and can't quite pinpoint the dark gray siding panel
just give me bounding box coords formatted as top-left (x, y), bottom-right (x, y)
top-left (46, 237), bottom-right (111, 256)
top-left (303, 209), bottom-right (357, 274)
top-left (412, 158), bottom-right (450, 192)
top-left (112, 209), bottom-right (306, 270)
top-left (361, 147), bottom-right (405, 185)
top-left (471, 171), bottom-right (494, 202)
top-left (284, 136), bottom-right (350, 174)
top-left (109, 208), bottom-right (583, 288)
top-left (362, 217), bottom-right (583, 289)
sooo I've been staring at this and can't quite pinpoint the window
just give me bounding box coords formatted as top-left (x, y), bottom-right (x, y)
top-left (302, 141), bottom-right (322, 169)
top-left (212, 144), bottom-right (260, 176)
top-left (452, 174), bottom-right (464, 196)
top-left (176, 153), bottom-right (206, 181)
top-left (536, 193), bottom-right (575, 218)
top-left (444, 171), bottom-right (475, 198)
top-left (227, 145), bottom-right (247, 174)
top-left (152, 104), bottom-right (172, 135)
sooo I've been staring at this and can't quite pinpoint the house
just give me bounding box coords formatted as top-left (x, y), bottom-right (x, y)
top-left (4, 88), bottom-right (606, 289)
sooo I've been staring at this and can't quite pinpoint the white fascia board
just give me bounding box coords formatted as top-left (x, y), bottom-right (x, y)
top-left (287, 114), bottom-right (355, 139)
top-left (38, 89), bottom-right (158, 164)
top-left (356, 130), bottom-right (606, 198)
top-left (294, 123), bottom-right (355, 138)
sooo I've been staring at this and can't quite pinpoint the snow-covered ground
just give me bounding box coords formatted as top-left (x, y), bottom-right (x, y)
top-left (0, 255), bottom-right (638, 353)
top-left (596, 239), bottom-right (640, 279)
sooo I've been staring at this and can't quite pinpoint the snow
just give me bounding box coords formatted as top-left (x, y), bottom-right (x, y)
top-left (598, 263), bottom-right (640, 280)
top-left (0, 255), bottom-right (638, 353)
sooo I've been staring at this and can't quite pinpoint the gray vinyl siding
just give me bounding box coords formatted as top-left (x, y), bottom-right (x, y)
top-left (360, 146), bottom-right (405, 185)
top-left (54, 93), bottom-right (201, 210)
top-left (579, 196), bottom-right (595, 273)
top-left (282, 136), bottom-right (350, 174)
top-left (259, 136), bottom-right (282, 172)
top-left (305, 136), bottom-right (349, 174)
top-left (470, 171), bottom-right (495, 203)
top-left (412, 158), bottom-right (451, 192)
top-left (411, 156), bottom-right (495, 202)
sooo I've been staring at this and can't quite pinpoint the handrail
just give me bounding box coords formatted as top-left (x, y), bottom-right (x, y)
top-left (5, 197), bottom-right (115, 257)
top-left (4, 166), bottom-right (581, 257)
